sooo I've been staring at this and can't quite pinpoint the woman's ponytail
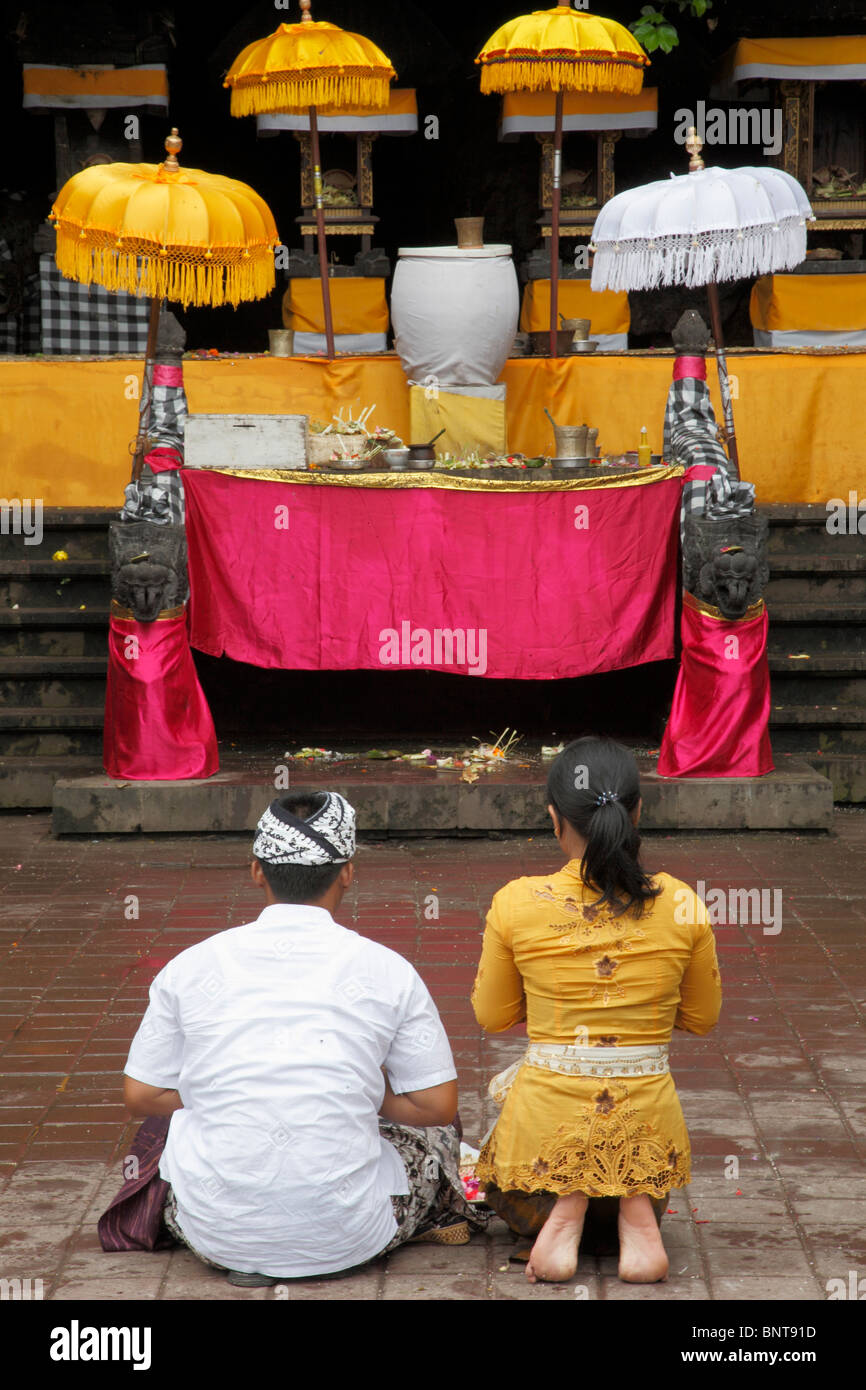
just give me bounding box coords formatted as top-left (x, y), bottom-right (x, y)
top-left (546, 736), bottom-right (660, 916)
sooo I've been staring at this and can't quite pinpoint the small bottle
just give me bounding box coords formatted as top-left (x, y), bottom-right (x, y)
top-left (638, 426), bottom-right (652, 469)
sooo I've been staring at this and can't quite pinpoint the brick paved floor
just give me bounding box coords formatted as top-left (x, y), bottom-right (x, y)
top-left (1, 811), bottom-right (865, 1301)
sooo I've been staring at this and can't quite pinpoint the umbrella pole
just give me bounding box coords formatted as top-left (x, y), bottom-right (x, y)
top-left (706, 281), bottom-right (740, 481)
top-left (309, 105), bottom-right (336, 360)
top-left (549, 90), bottom-right (564, 357)
top-left (131, 295), bottom-right (162, 484)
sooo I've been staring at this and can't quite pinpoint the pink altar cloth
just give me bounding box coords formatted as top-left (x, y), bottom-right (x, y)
top-left (182, 470), bottom-right (683, 681)
top-left (103, 612), bottom-right (219, 780)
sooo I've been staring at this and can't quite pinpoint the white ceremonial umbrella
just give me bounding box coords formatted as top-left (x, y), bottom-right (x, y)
top-left (590, 130), bottom-right (814, 477)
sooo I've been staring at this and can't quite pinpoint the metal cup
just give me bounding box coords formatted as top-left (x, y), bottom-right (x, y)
top-left (268, 329), bottom-right (294, 357)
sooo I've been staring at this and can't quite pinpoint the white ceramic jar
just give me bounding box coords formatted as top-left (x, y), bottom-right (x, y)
top-left (390, 244), bottom-right (520, 387)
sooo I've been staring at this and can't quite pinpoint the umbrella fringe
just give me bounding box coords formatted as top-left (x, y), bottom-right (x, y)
top-left (55, 235), bottom-right (276, 309)
top-left (479, 61), bottom-right (643, 96)
top-left (591, 222), bottom-right (807, 292)
top-left (229, 74), bottom-right (392, 116)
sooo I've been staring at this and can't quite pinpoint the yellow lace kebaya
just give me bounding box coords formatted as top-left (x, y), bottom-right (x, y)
top-left (472, 865), bottom-right (721, 1200)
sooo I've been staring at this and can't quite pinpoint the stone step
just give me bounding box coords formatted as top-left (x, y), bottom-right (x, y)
top-left (770, 703), bottom-right (866, 728)
top-left (767, 677), bottom-right (866, 705)
top-left (766, 575), bottom-right (866, 603)
top-left (0, 653), bottom-right (108, 710)
top-left (767, 625), bottom-right (865, 655)
top-left (0, 657), bottom-right (107, 676)
top-left (0, 627), bottom-right (108, 658)
top-left (768, 554), bottom-right (866, 574)
top-left (0, 755), bottom-right (103, 809)
top-left (0, 559), bottom-right (111, 578)
top-left (0, 679), bottom-right (108, 709)
top-left (0, 607), bottom-right (111, 628)
top-left (768, 653), bottom-right (866, 674)
top-left (771, 727), bottom-right (866, 754)
top-left (0, 510), bottom-right (112, 560)
top-left (50, 754), bottom-right (833, 834)
top-left (768, 601), bottom-right (866, 624)
top-left (760, 503), bottom-right (844, 526)
top-left (767, 529), bottom-right (864, 556)
top-left (2, 585), bottom-right (112, 612)
top-left (799, 753), bottom-right (866, 804)
top-left (0, 559), bottom-right (111, 608)
top-left (0, 706), bottom-right (105, 731)
top-left (0, 730), bottom-right (104, 757)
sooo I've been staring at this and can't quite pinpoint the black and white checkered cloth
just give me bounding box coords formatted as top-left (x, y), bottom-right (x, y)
top-left (139, 374), bottom-right (187, 455)
top-left (119, 361), bottom-right (189, 526)
top-left (121, 468), bottom-right (185, 527)
top-left (664, 374), bottom-right (755, 539)
top-left (40, 254), bottom-right (150, 354)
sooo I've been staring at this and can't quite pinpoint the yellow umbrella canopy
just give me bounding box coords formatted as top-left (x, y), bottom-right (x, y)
top-left (478, 8), bottom-right (649, 356)
top-left (224, 1), bottom-right (396, 360)
top-left (49, 130), bottom-right (279, 309)
top-left (224, 17), bottom-right (396, 116)
top-left (477, 6), bottom-right (649, 95)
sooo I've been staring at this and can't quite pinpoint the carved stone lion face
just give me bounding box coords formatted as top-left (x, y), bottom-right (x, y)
top-left (118, 558), bottom-right (173, 623)
top-left (701, 545), bottom-right (758, 620)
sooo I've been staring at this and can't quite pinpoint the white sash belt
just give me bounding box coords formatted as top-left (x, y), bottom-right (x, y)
top-left (488, 1043), bottom-right (670, 1105)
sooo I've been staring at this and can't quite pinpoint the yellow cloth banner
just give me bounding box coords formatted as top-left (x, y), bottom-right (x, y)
top-left (283, 279), bottom-right (390, 335)
top-left (1, 353), bottom-right (864, 507)
top-left (503, 89), bottom-right (657, 121)
top-left (750, 274), bottom-right (866, 332)
top-left (520, 280), bottom-right (630, 335)
top-left (409, 386), bottom-right (507, 459)
top-left (22, 64), bottom-right (169, 102)
top-left (721, 35), bottom-right (866, 81)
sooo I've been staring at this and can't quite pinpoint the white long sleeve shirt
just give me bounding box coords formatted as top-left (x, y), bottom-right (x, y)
top-left (124, 903), bottom-right (457, 1277)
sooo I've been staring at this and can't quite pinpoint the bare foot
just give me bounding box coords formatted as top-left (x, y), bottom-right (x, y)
top-left (618, 1194), bottom-right (669, 1283)
top-left (525, 1193), bottom-right (588, 1284)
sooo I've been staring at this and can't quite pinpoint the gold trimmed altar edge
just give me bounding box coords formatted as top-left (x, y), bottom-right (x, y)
top-left (190, 463), bottom-right (685, 492)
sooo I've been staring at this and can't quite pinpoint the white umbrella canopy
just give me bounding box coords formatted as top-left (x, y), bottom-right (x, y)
top-left (588, 141), bottom-right (814, 480)
top-left (590, 165), bottom-right (814, 292)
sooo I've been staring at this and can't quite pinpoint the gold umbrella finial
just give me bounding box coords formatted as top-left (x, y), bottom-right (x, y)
top-left (163, 128), bottom-right (183, 171)
top-left (299, 0), bottom-right (313, 23)
top-left (686, 127), bottom-right (704, 172)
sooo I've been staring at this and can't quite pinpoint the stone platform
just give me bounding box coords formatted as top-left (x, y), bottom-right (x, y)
top-left (51, 752), bottom-right (833, 835)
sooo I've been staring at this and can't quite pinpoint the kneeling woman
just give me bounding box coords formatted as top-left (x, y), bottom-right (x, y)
top-left (471, 737), bottom-right (721, 1284)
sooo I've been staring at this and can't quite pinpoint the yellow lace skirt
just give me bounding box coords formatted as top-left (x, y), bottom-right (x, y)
top-left (476, 1067), bottom-right (691, 1199)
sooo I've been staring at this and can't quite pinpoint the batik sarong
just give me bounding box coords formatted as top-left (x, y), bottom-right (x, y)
top-left (160, 1119), bottom-right (487, 1275)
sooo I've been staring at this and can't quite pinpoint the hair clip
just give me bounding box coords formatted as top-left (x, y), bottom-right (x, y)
top-left (595, 790), bottom-right (620, 806)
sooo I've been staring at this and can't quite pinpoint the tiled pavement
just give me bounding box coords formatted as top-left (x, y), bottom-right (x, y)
top-left (1, 810), bottom-right (865, 1302)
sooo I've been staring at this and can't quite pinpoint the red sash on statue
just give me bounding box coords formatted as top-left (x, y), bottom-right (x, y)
top-left (658, 592), bottom-right (773, 778)
top-left (103, 605), bottom-right (219, 780)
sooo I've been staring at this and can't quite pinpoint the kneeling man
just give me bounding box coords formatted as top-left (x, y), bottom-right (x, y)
top-left (122, 792), bottom-right (481, 1284)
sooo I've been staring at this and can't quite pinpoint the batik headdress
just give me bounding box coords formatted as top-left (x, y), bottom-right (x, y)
top-left (253, 792), bottom-right (356, 865)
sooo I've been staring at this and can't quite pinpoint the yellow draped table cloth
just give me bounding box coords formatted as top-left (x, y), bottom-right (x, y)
top-left (750, 273), bottom-right (866, 349)
top-left (520, 281), bottom-right (631, 349)
top-left (283, 277), bottom-right (390, 354)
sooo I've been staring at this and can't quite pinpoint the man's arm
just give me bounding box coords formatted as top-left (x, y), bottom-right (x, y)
top-left (123, 1075), bottom-right (185, 1118)
top-left (379, 1073), bottom-right (457, 1128)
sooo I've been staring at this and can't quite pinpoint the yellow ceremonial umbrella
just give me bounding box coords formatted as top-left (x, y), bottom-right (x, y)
top-left (224, 0), bottom-right (396, 358)
top-left (50, 129), bottom-right (279, 480)
top-left (477, 6), bottom-right (649, 355)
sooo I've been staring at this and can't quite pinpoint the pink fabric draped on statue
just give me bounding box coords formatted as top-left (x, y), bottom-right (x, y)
top-left (103, 612), bottom-right (219, 780)
top-left (181, 471), bottom-right (683, 680)
top-left (673, 356), bottom-right (707, 382)
top-left (658, 596), bottom-right (774, 778)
